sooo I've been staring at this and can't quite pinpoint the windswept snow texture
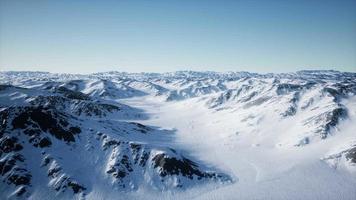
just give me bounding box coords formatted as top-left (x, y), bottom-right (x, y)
top-left (0, 70), bottom-right (356, 200)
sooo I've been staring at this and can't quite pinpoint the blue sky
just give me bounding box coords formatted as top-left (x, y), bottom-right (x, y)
top-left (0, 0), bottom-right (355, 73)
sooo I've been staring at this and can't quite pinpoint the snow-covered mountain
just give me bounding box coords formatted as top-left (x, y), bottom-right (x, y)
top-left (0, 70), bottom-right (355, 200)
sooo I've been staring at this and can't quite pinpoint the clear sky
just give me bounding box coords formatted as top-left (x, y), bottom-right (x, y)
top-left (0, 0), bottom-right (355, 74)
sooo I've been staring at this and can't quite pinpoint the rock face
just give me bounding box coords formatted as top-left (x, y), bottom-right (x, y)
top-left (152, 153), bottom-right (226, 181)
top-left (29, 95), bottom-right (121, 117)
top-left (98, 132), bottom-right (230, 191)
top-left (11, 106), bottom-right (81, 143)
top-left (345, 147), bottom-right (356, 164)
top-left (322, 143), bottom-right (356, 171)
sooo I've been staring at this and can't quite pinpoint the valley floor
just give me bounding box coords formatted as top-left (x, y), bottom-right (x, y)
top-left (119, 96), bottom-right (356, 200)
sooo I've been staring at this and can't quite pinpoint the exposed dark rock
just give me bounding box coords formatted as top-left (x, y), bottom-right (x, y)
top-left (42, 157), bottom-right (87, 195)
top-left (38, 137), bottom-right (52, 148)
top-left (69, 127), bottom-right (81, 135)
top-left (0, 109), bottom-right (10, 137)
top-left (0, 152), bottom-right (32, 189)
top-left (0, 156), bottom-right (16, 176)
top-left (103, 139), bottom-right (121, 149)
top-left (48, 165), bottom-right (62, 177)
top-left (75, 102), bottom-right (120, 117)
top-left (41, 81), bottom-right (59, 90)
top-left (130, 143), bottom-right (141, 153)
top-left (0, 84), bottom-right (13, 91)
top-left (15, 186), bottom-right (27, 196)
top-left (30, 95), bottom-right (120, 117)
top-left (322, 107), bottom-right (348, 138)
top-left (152, 153), bottom-right (225, 181)
top-left (41, 155), bottom-right (52, 167)
top-left (305, 106), bottom-right (348, 139)
top-left (107, 154), bottom-right (133, 180)
top-left (345, 147), bottom-right (356, 163)
top-left (282, 92), bottom-right (299, 117)
top-left (323, 87), bottom-right (341, 99)
top-left (53, 176), bottom-right (69, 191)
top-left (0, 85), bottom-right (27, 92)
top-left (50, 174), bottom-right (86, 194)
top-left (120, 155), bottom-right (133, 172)
top-left (67, 181), bottom-right (86, 193)
top-left (130, 122), bottom-right (150, 134)
top-left (30, 136), bottom-right (53, 148)
top-left (12, 106), bottom-right (81, 143)
top-left (30, 95), bottom-right (67, 110)
top-left (56, 86), bottom-right (90, 100)
top-left (139, 151), bottom-right (149, 167)
top-left (243, 96), bottom-right (271, 109)
top-left (130, 143), bottom-right (142, 164)
top-left (0, 136), bottom-right (23, 153)
top-left (276, 83), bottom-right (302, 95)
top-left (7, 169), bottom-right (32, 186)
top-left (282, 106), bottom-right (297, 117)
top-left (276, 82), bottom-right (315, 95)
top-left (153, 154), bottom-right (202, 178)
top-left (322, 82), bottom-right (356, 102)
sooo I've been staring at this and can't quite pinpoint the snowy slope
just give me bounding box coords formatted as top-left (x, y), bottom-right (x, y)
top-left (0, 70), bottom-right (356, 200)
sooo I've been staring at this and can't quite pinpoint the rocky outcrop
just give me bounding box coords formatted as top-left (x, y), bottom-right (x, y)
top-left (97, 132), bottom-right (231, 190)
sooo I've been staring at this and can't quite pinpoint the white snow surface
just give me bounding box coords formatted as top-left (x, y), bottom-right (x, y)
top-left (0, 70), bottom-right (356, 200)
